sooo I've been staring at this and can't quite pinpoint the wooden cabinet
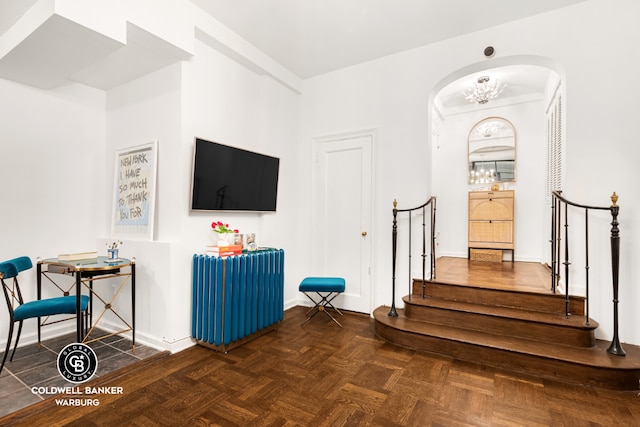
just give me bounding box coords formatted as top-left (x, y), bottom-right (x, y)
top-left (468, 190), bottom-right (514, 261)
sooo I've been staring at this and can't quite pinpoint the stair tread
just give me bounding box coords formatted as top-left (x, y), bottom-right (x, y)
top-left (425, 279), bottom-right (584, 300)
top-left (374, 306), bottom-right (640, 370)
top-left (414, 280), bottom-right (587, 316)
top-left (403, 295), bottom-right (598, 329)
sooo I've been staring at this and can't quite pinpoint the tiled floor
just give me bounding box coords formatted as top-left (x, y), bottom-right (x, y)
top-left (0, 330), bottom-right (161, 417)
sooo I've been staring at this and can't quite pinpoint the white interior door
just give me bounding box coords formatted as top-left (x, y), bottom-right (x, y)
top-left (313, 132), bottom-right (373, 314)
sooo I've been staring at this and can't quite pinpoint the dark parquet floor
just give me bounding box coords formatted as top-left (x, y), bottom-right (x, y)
top-left (3, 306), bottom-right (640, 426)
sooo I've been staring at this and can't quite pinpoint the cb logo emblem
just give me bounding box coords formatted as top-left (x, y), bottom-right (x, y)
top-left (57, 343), bottom-right (98, 384)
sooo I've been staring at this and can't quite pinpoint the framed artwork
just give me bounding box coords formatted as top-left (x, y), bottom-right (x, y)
top-left (111, 141), bottom-right (158, 240)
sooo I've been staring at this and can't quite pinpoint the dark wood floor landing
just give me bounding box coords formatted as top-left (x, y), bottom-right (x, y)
top-left (430, 256), bottom-right (554, 293)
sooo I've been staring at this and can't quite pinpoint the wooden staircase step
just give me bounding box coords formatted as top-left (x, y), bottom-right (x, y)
top-left (403, 295), bottom-right (597, 347)
top-left (373, 306), bottom-right (640, 390)
top-left (413, 280), bottom-right (585, 315)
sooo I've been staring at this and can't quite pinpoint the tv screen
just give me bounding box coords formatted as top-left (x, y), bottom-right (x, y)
top-left (190, 138), bottom-right (280, 212)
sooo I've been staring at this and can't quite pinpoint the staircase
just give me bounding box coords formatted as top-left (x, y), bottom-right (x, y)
top-left (374, 278), bottom-right (640, 390)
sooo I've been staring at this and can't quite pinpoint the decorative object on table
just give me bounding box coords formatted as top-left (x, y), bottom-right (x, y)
top-left (245, 233), bottom-right (257, 251)
top-left (205, 245), bottom-right (242, 257)
top-left (211, 221), bottom-right (239, 247)
top-left (106, 241), bottom-right (123, 261)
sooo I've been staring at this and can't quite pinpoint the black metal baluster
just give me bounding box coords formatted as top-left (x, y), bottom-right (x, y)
top-left (389, 200), bottom-right (398, 317)
top-left (556, 196), bottom-right (562, 294)
top-left (431, 199), bottom-right (437, 280)
top-left (607, 192), bottom-right (625, 356)
top-left (584, 209), bottom-right (590, 325)
top-left (408, 212), bottom-right (413, 300)
top-left (421, 206), bottom-right (426, 298)
top-left (550, 196), bottom-right (557, 292)
top-left (563, 202), bottom-right (570, 318)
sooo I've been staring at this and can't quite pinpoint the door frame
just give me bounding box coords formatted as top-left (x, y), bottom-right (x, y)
top-left (310, 128), bottom-right (378, 314)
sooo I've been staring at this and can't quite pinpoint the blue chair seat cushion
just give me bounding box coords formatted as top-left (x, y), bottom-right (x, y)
top-left (299, 277), bottom-right (345, 293)
top-left (13, 295), bottom-right (90, 321)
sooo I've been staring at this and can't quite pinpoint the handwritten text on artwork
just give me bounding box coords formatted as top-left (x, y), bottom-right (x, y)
top-left (116, 148), bottom-right (152, 225)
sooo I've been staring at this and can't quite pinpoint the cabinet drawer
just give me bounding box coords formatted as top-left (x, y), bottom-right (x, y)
top-left (468, 190), bottom-right (513, 200)
top-left (469, 197), bottom-right (513, 221)
top-left (469, 220), bottom-right (513, 244)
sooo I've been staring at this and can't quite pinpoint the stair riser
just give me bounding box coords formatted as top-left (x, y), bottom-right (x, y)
top-left (412, 281), bottom-right (585, 315)
top-left (374, 321), bottom-right (639, 390)
top-left (404, 303), bottom-right (595, 347)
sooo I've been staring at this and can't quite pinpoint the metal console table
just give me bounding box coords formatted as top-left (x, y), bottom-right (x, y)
top-left (37, 256), bottom-right (136, 348)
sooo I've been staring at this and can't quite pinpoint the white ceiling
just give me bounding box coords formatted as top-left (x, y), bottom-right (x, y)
top-left (0, 1), bottom-right (578, 100)
top-left (0, 0), bottom-right (38, 36)
top-left (190, 0), bottom-right (586, 79)
top-left (190, 0), bottom-right (580, 113)
top-left (0, 2), bottom-right (193, 90)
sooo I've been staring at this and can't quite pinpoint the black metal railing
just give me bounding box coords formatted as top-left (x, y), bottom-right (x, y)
top-left (389, 197), bottom-right (437, 317)
top-left (551, 191), bottom-right (625, 356)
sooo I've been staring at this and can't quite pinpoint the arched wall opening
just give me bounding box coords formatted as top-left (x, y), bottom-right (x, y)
top-left (428, 55), bottom-right (564, 263)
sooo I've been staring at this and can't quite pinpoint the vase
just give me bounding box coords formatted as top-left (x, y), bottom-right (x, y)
top-left (216, 233), bottom-right (236, 247)
top-left (107, 248), bottom-right (119, 261)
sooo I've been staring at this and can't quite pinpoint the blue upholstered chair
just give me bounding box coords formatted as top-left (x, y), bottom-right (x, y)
top-left (0, 256), bottom-right (89, 374)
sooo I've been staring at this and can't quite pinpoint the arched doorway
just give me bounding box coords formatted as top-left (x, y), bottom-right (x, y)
top-left (429, 57), bottom-right (563, 264)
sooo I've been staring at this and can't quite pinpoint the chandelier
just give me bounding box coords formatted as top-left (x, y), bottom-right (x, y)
top-left (463, 76), bottom-right (506, 104)
top-left (475, 120), bottom-right (504, 138)
top-left (469, 167), bottom-right (496, 184)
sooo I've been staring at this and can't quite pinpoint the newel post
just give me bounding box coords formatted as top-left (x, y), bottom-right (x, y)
top-left (389, 199), bottom-right (398, 317)
top-left (607, 192), bottom-right (625, 356)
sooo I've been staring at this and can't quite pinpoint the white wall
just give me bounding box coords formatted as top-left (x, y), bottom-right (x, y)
top-left (0, 79), bottom-right (106, 344)
top-left (301, 0), bottom-right (640, 345)
top-left (559, 0), bottom-right (640, 346)
top-left (180, 38), bottom-right (302, 319)
top-left (105, 62), bottom-right (185, 350)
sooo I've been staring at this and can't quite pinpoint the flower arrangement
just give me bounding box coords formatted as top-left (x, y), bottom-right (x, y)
top-left (106, 240), bottom-right (122, 261)
top-left (211, 221), bottom-right (239, 234)
top-left (106, 241), bottom-right (123, 250)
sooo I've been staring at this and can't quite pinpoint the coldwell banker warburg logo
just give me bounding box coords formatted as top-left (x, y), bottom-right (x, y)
top-left (57, 343), bottom-right (98, 384)
top-left (31, 342), bottom-right (125, 407)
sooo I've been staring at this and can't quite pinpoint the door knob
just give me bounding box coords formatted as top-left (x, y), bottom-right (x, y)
top-left (362, 231), bottom-right (367, 236)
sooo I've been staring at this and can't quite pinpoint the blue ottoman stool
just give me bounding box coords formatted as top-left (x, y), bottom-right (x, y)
top-left (299, 277), bottom-right (346, 327)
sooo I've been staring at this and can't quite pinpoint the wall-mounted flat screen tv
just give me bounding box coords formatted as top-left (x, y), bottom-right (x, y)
top-left (190, 138), bottom-right (280, 212)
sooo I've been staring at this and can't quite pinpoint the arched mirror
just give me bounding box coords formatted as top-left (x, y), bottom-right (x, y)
top-left (468, 117), bottom-right (516, 184)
